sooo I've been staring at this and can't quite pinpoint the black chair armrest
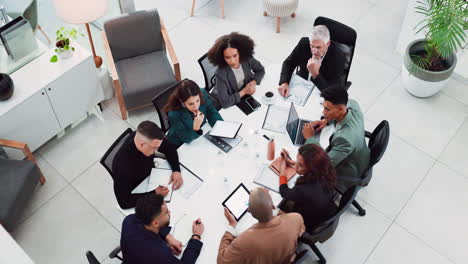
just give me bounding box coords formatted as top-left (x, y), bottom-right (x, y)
top-left (109, 246), bottom-right (123, 261)
top-left (365, 131), bottom-right (372, 138)
top-left (345, 81), bottom-right (352, 90)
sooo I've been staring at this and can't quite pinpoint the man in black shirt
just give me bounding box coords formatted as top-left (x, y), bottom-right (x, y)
top-left (113, 121), bottom-right (183, 209)
top-left (278, 25), bottom-right (345, 95)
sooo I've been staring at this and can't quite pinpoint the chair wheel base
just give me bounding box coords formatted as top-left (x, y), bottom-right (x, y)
top-left (358, 209), bottom-right (366, 216)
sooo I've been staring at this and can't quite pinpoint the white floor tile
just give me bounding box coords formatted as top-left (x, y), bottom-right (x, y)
top-left (17, 155), bottom-right (68, 224)
top-left (72, 162), bottom-right (125, 231)
top-left (439, 118), bottom-right (468, 179)
top-left (37, 108), bottom-right (131, 182)
top-left (359, 119), bottom-right (435, 219)
top-left (442, 78), bottom-right (468, 107)
top-left (366, 77), bottom-right (468, 158)
top-left (365, 223), bottom-right (452, 264)
top-left (318, 200), bottom-right (393, 264)
top-left (348, 49), bottom-right (400, 112)
top-left (396, 162), bottom-right (468, 264)
top-left (354, 4), bottom-right (406, 69)
top-left (12, 186), bottom-right (120, 264)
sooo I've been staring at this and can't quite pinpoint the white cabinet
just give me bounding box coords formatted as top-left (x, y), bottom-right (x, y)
top-left (45, 58), bottom-right (100, 128)
top-left (0, 43), bottom-right (104, 153)
top-left (0, 89), bottom-right (62, 152)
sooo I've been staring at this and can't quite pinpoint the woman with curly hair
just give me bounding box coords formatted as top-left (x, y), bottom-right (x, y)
top-left (164, 79), bottom-right (223, 146)
top-left (278, 144), bottom-right (337, 232)
top-left (207, 32), bottom-right (265, 108)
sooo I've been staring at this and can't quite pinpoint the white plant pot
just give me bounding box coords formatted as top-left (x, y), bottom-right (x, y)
top-left (58, 49), bottom-right (73, 60)
top-left (401, 64), bottom-right (450, 97)
top-left (401, 39), bottom-right (457, 98)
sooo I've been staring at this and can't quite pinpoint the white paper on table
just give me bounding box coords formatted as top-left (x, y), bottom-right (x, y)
top-left (147, 168), bottom-right (173, 201)
top-left (131, 176), bottom-right (150, 194)
top-left (154, 158), bottom-right (172, 169)
top-left (131, 168), bottom-right (173, 202)
top-left (286, 74), bottom-right (315, 106)
top-left (262, 105), bottom-right (289, 134)
top-left (177, 165), bottom-right (203, 199)
top-left (170, 212), bottom-right (193, 246)
top-left (253, 165), bottom-right (280, 193)
top-left (209, 120), bottom-right (242, 138)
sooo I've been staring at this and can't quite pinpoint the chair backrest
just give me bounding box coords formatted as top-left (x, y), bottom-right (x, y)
top-left (152, 79), bottom-right (186, 133)
top-left (368, 120), bottom-right (390, 167)
top-left (314, 16), bottom-right (357, 85)
top-left (100, 128), bottom-right (133, 179)
top-left (198, 53), bottom-right (218, 92)
top-left (307, 185), bottom-right (359, 239)
top-left (23, 0), bottom-right (37, 29)
top-left (86, 251), bottom-right (101, 264)
top-left (104, 9), bottom-right (164, 62)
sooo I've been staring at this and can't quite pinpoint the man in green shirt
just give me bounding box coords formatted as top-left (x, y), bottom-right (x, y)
top-left (302, 87), bottom-right (370, 192)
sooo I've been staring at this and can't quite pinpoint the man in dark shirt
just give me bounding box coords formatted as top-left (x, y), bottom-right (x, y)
top-left (113, 121), bottom-right (183, 209)
top-left (121, 193), bottom-right (205, 264)
top-left (278, 25), bottom-right (346, 95)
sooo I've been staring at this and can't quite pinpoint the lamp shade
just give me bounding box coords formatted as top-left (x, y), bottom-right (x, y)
top-left (53, 0), bottom-right (107, 24)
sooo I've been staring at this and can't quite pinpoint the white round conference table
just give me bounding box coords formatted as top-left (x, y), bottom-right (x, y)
top-left (166, 65), bottom-right (334, 263)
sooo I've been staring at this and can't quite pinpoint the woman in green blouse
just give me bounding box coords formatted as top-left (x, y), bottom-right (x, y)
top-left (164, 79), bottom-right (223, 146)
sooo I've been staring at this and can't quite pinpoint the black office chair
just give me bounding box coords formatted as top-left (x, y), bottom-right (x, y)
top-left (347, 120), bottom-right (390, 216)
top-left (86, 246), bottom-right (123, 264)
top-left (198, 53), bottom-right (222, 110)
top-left (198, 53), bottom-right (218, 93)
top-left (293, 247), bottom-right (317, 263)
top-left (100, 128), bottom-right (134, 180)
top-left (152, 79), bottom-right (187, 133)
top-left (299, 186), bottom-right (360, 264)
top-left (314, 16), bottom-right (357, 90)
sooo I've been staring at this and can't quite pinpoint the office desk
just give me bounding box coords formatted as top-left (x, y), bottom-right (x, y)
top-left (166, 65), bottom-right (333, 262)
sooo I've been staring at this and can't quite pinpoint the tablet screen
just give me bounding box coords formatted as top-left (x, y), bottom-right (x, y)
top-left (222, 183), bottom-right (250, 221)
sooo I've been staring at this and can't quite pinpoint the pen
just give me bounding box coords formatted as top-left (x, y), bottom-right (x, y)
top-left (263, 134), bottom-right (271, 141)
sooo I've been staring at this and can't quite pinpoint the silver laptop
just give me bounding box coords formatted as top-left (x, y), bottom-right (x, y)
top-left (286, 103), bottom-right (321, 146)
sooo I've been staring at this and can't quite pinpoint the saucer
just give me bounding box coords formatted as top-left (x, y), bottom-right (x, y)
top-left (261, 96), bottom-right (275, 105)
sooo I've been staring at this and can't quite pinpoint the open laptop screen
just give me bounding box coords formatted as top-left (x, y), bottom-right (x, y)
top-left (286, 103), bottom-right (299, 143)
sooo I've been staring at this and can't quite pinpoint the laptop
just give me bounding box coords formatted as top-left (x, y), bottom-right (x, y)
top-left (286, 103), bottom-right (313, 146)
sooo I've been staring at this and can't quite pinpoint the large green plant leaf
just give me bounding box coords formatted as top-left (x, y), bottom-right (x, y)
top-left (414, 0), bottom-right (467, 64)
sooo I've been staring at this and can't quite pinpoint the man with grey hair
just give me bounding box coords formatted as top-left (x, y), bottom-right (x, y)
top-left (217, 187), bottom-right (305, 263)
top-left (112, 121), bottom-right (183, 209)
top-left (279, 24), bottom-right (346, 95)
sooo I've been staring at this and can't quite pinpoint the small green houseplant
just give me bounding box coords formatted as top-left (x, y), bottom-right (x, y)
top-left (402, 0), bottom-right (467, 97)
top-left (50, 27), bottom-right (84, 62)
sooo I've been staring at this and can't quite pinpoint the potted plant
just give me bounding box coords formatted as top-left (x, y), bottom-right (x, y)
top-left (402, 0), bottom-right (467, 97)
top-left (50, 27), bottom-right (83, 63)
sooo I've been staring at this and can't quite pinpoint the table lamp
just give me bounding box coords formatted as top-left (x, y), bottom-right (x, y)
top-left (53, 0), bottom-right (106, 68)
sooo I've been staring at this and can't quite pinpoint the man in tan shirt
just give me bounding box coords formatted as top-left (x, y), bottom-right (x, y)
top-left (217, 187), bottom-right (305, 264)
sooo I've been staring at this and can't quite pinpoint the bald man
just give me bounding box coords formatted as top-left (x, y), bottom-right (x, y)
top-left (217, 188), bottom-right (305, 264)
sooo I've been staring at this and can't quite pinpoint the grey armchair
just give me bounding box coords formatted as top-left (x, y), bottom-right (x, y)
top-left (0, 139), bottom-right (46, 231)
top-left (102, 9), bottom-right (181, 120)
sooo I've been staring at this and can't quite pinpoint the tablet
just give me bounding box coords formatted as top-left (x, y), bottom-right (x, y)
top-left (222, 183), bottom-right (250, 221)
top-left (209, 121), bottom-right (242, 139)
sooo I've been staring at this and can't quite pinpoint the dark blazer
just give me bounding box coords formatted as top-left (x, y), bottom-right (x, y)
top-left (121, 214), bottom-right (203, 264)
top-left (279, 37), bottom-right (345, 91)
top-left (167, 88), bottom-right (223, 146)
top-left (213, 57), bottom-right (265, 108)
top-left (280, 178), bottom-right (337, 232)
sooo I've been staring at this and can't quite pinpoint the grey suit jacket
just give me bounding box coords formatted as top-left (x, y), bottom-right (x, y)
top-left (213, 57), bottom-right (265, 108)
top-left (305, 99), bottom-right (370, 192)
